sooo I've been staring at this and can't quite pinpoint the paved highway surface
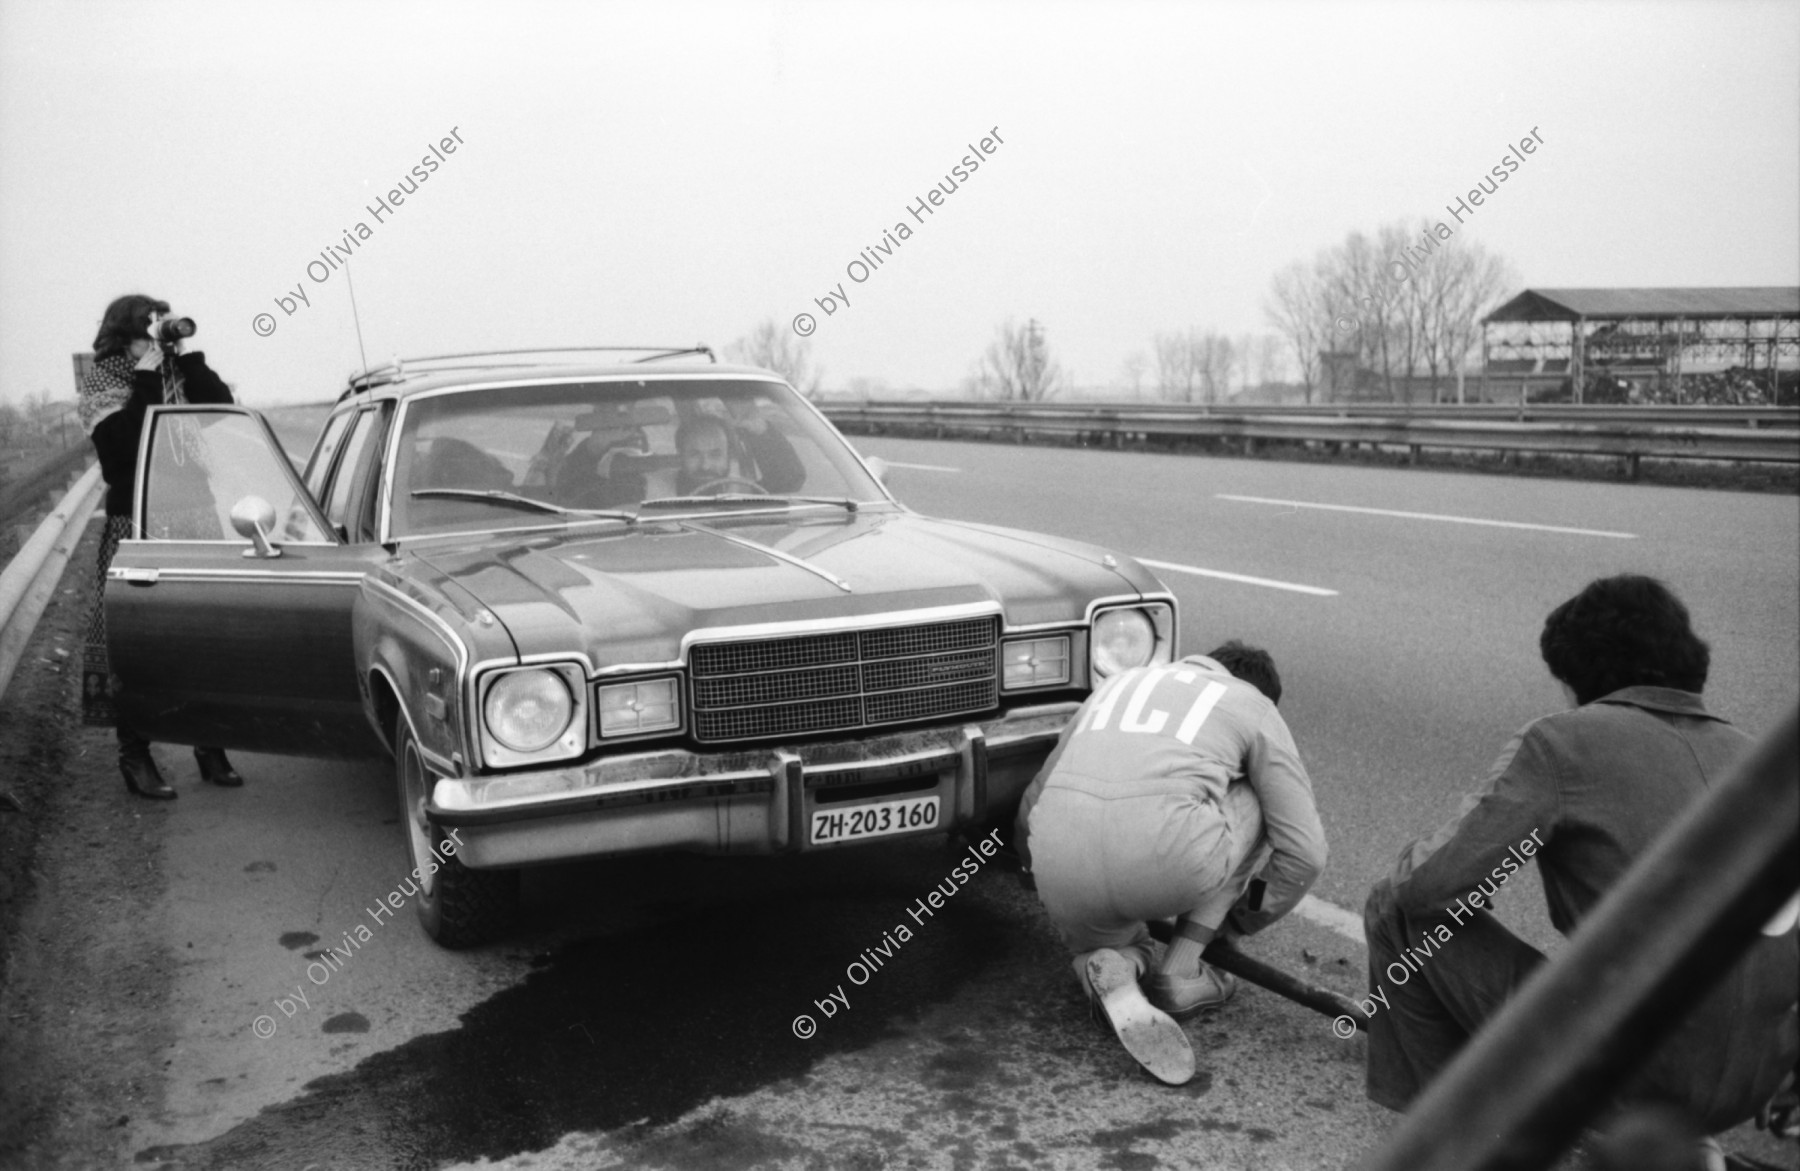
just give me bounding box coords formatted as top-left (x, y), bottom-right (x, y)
top-left (4, 428), bottom-right (1795, 1170)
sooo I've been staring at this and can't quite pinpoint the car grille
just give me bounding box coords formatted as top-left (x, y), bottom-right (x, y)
top-left (688, 616), bottom-right (1001, 742)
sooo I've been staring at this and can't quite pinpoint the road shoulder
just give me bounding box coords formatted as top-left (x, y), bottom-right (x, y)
top-left (0, 517), bottom-right (179, 1170)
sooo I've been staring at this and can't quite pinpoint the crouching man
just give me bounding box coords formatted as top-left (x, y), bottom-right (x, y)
top-left (1014, 642), bottom-right (1328, 1085)
top-left (1363, 574), bottom-right (1798, 1153)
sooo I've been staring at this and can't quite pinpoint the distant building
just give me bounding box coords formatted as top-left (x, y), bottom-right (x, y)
top-left (1480, 287), bottom-right (1799, 404)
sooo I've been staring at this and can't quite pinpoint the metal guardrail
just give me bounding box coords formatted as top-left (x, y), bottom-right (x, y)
top-left (0, 464), bottom-right (103, 704)
top-left (822, 402), bottom-right (1800, 469)
top-left (1357, 703), bottom-right (1800, 1171)
top-left (863, 400), bottom-right (1799, 428)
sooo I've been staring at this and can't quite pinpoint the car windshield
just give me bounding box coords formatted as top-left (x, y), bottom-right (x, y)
top-left (388, 378), bottom-right (884, 538)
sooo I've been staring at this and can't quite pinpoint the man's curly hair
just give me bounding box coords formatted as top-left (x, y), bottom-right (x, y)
top-left (1206, 640), bottom-right (1282, 706)
top-left (1539, 574), bottom-right (1709, 706)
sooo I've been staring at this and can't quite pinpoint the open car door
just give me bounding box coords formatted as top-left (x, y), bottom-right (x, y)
top-left (105, 405), bottom-right (386, 758)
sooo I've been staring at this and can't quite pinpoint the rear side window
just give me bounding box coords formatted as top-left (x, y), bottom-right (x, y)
top-left (304, 411), bottom-right (356, 500)
top-left (325, 410), bottom-right (379, 530)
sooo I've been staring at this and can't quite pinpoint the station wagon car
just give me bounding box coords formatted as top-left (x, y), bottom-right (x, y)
top-left (105, 348), bottom-right (1177, 945)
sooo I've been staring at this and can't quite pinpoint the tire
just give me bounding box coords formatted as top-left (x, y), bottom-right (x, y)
top-left (395, 719), bottom-right (518, 948)
top-left (956, 796), bottom-right (1025, 871)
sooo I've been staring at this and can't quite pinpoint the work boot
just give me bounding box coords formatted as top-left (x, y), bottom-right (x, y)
top-left (1146, 960), bottom-right (1238, 1020)
top-left (1085, 948), bottom-right (1195, 1085)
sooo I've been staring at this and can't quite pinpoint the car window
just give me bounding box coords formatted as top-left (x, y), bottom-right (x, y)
top-left (346, 403), bottom-right (394, 544)
top-left (303, 410), bottom-right (355, 499)
top-left (325, 409), bottom-right (378, 530)
top-left (141, 410), bottom-right (332, 543)
top-left (388, 379), bottom-right (884, 538)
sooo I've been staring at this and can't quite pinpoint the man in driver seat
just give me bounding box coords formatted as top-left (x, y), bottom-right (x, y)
top-left (669, 409), bottom-right (805, 496)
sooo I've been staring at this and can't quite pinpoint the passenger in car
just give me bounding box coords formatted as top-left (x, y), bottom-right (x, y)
top-left (1014, 642), bottom-right (1328, 1086)
top-left (417, 437), bottom-right (514, 492)
top-left (724, 398), bottom-right (805, 493)
top-left (553, 424), bottom-right (652, 509)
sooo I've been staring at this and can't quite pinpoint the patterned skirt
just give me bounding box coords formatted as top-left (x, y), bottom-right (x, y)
top-left (81, 515), bottom-right (133, 727)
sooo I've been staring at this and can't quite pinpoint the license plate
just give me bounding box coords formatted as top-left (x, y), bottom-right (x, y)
top-left (811, 795), bottom-right (940, 844)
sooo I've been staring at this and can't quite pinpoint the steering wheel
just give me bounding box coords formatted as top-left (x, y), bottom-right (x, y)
top-left (690, 477), bottom-right (768, 496)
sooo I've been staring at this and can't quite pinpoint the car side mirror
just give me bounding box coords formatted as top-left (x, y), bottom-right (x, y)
top-left (863, 456), bottom-right (890, 487)
top-left (231, 495), bottom-right (283, 559)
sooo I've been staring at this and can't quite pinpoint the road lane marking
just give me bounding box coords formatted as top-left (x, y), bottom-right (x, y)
top-left (1216, 494), bottom-right (1637, 539)
top-left (880, 460), bottom-right (962, 473)
top-left (1139, 558), bottom-right (1339, 597)
top-left (1293, 895), bottom-right (1366, 944)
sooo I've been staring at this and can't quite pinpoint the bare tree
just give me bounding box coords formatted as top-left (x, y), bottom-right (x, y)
top-left (967, 318), bottom-right (1067, 401)
top-left (1379, 223), bottom-right (1432, 403)
top-left (1410, 221), bottom-right (1461, 401)
top-left (17, 391), bottom-right (77, 447)
top-left (1153, 330), bottom-right (1198, 402)
top-left (1434, 243), bottom-right (1516, 402)
top-left (1254, 334), bottom-right (1287, 388)
top-left (1272, 219), bottom-right (1516, 404)
top-left (1265, 260), bottom-right (1330, 402)
top-left (1152, 329), bottom-right (1243, 403)
top-left (726, 319), bottom-right (822, 397)
top-left (1196, 333), bottom-right (1234, 403)
top-left (1321, 230), bottom-right (1403, 399)
top-left (1120, 352), bottom-right (1149, 399)
top-left (1232, 332), bottom-right (1257, 396)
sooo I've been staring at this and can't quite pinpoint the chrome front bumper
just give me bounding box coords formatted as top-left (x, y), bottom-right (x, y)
top-left (427, 702), bottom-right (1077, 868)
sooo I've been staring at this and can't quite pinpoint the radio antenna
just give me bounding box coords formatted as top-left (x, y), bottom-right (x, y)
top-left (344, 262), bottom-right (371, 379)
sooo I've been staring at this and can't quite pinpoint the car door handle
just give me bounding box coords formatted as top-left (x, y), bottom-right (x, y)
top-left (120, 568), bottom-right (161, 586)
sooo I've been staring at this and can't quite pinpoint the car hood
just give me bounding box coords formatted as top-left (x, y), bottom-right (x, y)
top-left (406, 507), bottom-right (1152, 666)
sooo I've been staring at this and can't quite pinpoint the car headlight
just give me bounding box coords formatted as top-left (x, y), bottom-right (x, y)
top-left (597, 677), bottom-right (681, 738)
top-left (1002, 636), bottom-right (1072, 691)
top-left (1091, 609), bottom-right (1157, 678)
top-left (484, 669), bottom-right (574, 753)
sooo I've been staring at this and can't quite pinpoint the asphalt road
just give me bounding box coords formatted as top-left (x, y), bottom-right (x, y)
top-left (6, 432), bottom-right (1797, 1171)
top-left (857, 437), bottom-right (1800, 922)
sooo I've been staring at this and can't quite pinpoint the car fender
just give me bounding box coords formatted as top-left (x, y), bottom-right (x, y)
top-left (356, 577), bottom-right (475, 775)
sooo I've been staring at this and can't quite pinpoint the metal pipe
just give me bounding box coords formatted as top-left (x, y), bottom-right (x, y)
top-left (1202, 942), bottom-right (1371, 1030)
top-left (1355, 704), bottom-right (1800, 1171)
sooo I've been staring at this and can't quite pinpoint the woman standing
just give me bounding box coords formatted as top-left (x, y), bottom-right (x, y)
top-left (79, 293), bottom-right (245, 799)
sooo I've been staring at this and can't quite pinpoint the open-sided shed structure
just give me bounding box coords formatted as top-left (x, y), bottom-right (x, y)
top-left (1481, 287), bottom-right (1799, 404)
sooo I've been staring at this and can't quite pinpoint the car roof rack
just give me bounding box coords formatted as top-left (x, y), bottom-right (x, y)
top-left (341, 345), bottom-right (717, 399)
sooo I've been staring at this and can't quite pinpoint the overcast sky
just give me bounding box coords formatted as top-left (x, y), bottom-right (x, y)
top-left (2, 0), bottom-right (1796, 408)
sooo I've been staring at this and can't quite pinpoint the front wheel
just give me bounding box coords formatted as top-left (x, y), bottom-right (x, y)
top-left (955, 797), bottom-right (1026, 872)
top-left (395, 719), bottom-right (518, 948)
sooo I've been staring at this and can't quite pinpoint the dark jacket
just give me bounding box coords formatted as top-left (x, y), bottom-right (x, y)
top-left (88, 351), bottom-right (234, 517)
top-left (1388, 687), bottom-right (1799, 1129)
top-left (736, 424), bottom-right (805, 494)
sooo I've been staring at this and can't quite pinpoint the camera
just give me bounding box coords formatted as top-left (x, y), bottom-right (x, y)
top-left (148, 315), bottom-right (197, 344)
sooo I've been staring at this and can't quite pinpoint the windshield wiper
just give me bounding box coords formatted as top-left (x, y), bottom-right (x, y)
top-left (638, 494), bottom-right (859, 513)
top-left (410, 488), bottom-right (634, 521)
